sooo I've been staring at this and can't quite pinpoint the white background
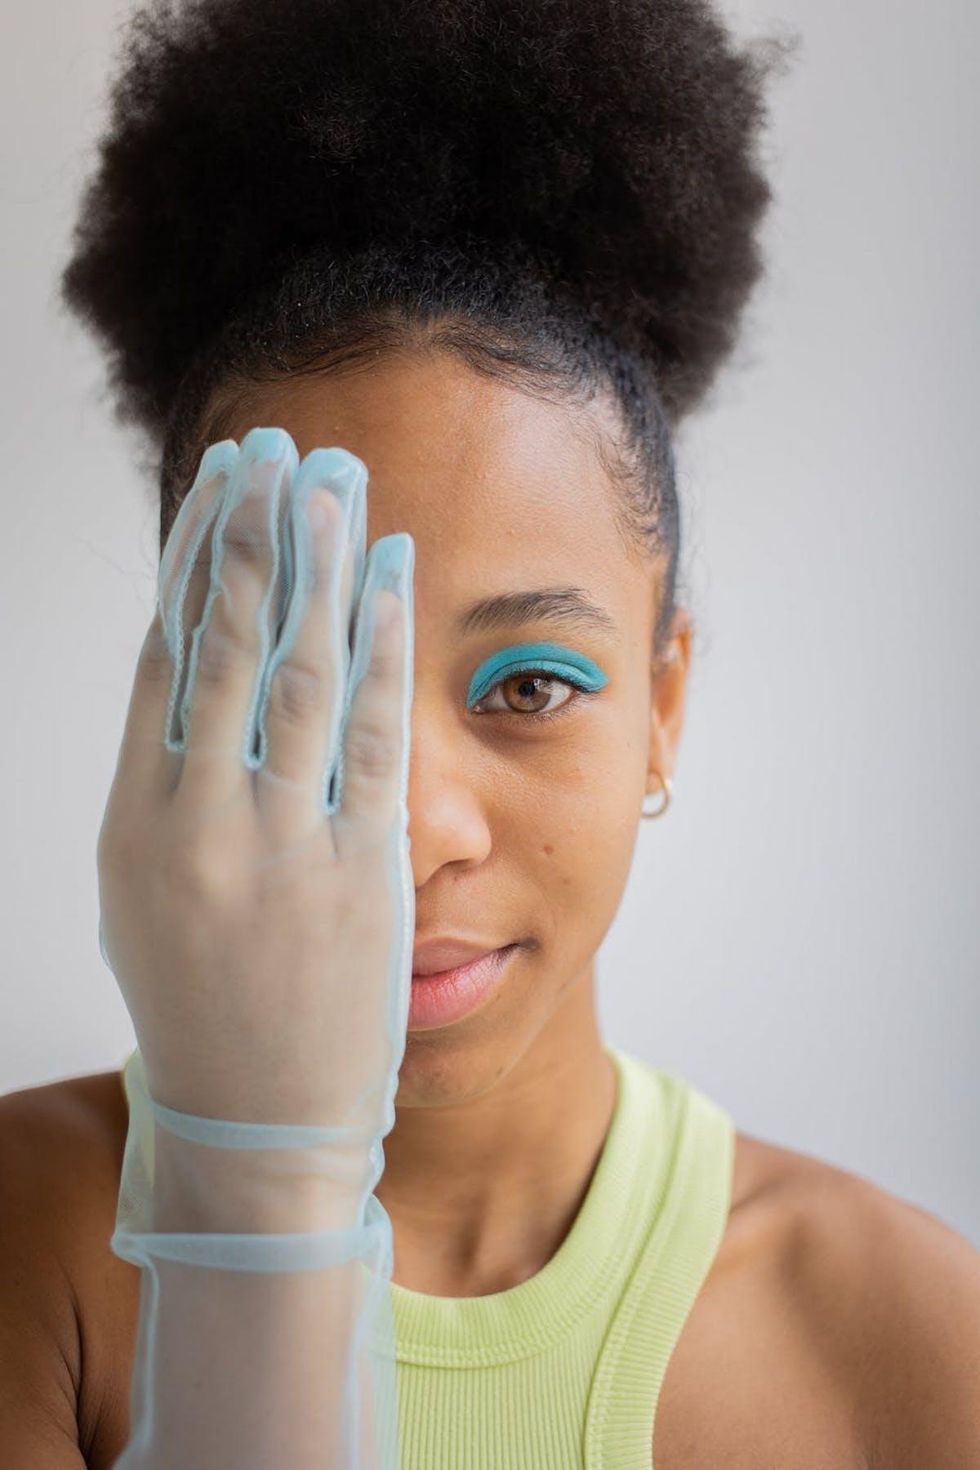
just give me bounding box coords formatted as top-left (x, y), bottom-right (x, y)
top-left (1, 0), bottom-right (977, 1242)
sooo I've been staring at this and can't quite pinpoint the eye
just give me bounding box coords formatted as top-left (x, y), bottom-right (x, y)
top-left (471, 668), bottom-right (593, 723)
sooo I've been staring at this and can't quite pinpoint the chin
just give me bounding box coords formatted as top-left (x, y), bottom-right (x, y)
top-left (394, 1021), bottom-right (516, 1107)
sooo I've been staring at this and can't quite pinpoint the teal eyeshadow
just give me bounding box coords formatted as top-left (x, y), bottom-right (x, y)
top-left (466, 641), bottom-right (610, 707)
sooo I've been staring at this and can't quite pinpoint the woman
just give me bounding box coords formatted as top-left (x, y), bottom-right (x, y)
top-left (2, 0), bottom-right (978, 1465)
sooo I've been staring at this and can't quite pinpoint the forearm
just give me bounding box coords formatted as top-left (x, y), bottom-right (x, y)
top-left (110, 1064), bottom-right (398, 1469)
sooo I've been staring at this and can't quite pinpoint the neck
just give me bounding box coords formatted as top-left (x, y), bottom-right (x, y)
top-left (377, 962), bottom-right (617, 1297)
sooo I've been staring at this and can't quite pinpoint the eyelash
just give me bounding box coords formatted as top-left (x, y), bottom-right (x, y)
top-left (472, 667), bottom-right (596, 725)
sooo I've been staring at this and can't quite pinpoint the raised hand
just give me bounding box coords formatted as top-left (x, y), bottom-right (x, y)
top-left (97, 426), bottom-right (416, 1143)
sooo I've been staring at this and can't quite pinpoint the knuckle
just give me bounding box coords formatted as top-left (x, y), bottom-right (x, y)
top-left (345, 721), bottom-right (398, 780)
top-left (138, 626), bottom-right (175, 685)
top-left (98, 814), bottom-right (242, 912)
top-left (365, 639), bottom-right (396, 683)
top-left (194, 625), bottom-right (251, 685)
top-left (168, 842), bottom-right (231, 901)
top-left (267, 660), bottom-right (325, 726)
top-left (220, 520), bottom-right (268, 567)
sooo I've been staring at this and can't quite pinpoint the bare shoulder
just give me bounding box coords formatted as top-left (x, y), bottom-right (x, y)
top-left (655, 1127), bottom-right (979, 1468)
top-left (0, 1066), bottom-right (130, 1264)
top-left (738, 1130), bottom-right (980, 1466)
top-left (0, 1069), bottom-right (137, 1468)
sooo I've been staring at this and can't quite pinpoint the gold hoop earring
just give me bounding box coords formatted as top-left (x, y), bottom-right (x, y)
top-left (641, 770), bottom-right (672, 820)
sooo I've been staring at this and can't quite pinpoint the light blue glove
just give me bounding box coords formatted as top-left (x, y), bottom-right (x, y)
top-left (97, 426), bottom-right (414, 1467)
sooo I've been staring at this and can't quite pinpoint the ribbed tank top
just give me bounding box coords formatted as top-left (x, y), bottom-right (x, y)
top-left (388, 1044), bottom-right (734, 1468)
top-left (119, 1043), bottom-right (735, 1467)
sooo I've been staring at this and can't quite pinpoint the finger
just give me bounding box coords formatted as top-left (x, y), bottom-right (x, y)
top-left (256, 449), bottom-right (367, 843)
top-left (108, 608), bottom-right (183, 807)
top-left (334, 532), bottom-right (415, 847)
top-left (158, 440), bottom-right (241, 752)
top-left (175, 426), bottom-right (299, 812)
top-left (109, 444), bottom-right (240, 806)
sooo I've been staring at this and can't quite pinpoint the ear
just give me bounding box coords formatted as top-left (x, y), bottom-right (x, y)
top-left (646, 606), bottom-right (692, 794)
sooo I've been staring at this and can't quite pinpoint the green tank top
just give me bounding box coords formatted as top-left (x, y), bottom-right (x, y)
top-left (388, 1043), bottom-right (734, 1468)
top-left (120, 1042), bottom-right (734, 1467)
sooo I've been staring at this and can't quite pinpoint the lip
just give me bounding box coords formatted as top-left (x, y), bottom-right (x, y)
top-left (408, 945), bottom-right (521, 1030)
top-left (412, 936), bottom-right (512, 974)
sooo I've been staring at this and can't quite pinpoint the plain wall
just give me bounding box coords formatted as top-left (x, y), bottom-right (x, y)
top-left (1, 0), bottom-right (977, 1242)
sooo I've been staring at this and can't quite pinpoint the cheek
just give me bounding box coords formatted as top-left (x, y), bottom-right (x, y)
top-left (496, 744), bottom-right (641, 913)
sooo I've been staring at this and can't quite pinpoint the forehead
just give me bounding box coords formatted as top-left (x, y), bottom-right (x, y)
top-left (215, 350), bottom-right (643, 629)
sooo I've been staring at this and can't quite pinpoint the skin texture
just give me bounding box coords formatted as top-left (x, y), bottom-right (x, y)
top-left (1, 348), bottom-right (979, 1468)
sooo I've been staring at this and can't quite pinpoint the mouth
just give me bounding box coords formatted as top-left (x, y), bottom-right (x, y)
top-left (408, 944), bottom-right (522, 1030)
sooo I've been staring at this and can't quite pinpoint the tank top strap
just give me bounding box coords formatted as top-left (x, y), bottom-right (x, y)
top-left (584, 1056), bottom-right (735, 1468)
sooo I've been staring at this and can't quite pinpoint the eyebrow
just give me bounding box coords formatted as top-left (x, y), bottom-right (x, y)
top-left (455, 586), bottom-right (617, 639)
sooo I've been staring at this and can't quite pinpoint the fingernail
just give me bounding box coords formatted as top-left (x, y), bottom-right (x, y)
top-left (306, 492), bottom-right (334, 532)
top-left (373, 532), bottom-right (415, 597)
top-left (193, 439), bottom-right (239, 486)
top-left (294, 447), bottom-right (366, 516)
top-left (239, 426), bottom-right (298, 465)
top-left (293, 447), bottom-right (368, 539)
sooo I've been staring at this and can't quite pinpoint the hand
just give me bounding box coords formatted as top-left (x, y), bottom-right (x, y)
top-left (96, 427), bottom-right (415, 1144)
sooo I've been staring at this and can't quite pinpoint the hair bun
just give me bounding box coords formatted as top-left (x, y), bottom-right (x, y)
top-left (61, 0), bottom-right (791, 434)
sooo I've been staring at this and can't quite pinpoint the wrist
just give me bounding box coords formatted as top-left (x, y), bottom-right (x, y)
top-left (151, 1124), bottom-right (374, 1234)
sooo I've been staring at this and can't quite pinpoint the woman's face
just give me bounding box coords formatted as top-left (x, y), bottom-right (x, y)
top-left (208, 349), bottom-right (690, 1106)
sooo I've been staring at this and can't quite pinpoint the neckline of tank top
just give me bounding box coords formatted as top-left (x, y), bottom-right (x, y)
top-left (387, 1044), bottom-right (688, 1366)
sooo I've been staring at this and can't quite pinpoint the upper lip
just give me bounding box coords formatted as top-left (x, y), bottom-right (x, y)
top-left (411, 937), bottom-right (511, 976)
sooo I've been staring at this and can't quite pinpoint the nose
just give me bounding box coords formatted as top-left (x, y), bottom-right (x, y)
top-left (404, 707), bottom-right (492, 887)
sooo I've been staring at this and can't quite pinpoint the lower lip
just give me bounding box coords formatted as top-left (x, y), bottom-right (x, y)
top-left (408, 945), bottom-right (520, 1030)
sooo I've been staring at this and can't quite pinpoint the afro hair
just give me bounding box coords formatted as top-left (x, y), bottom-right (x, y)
top-left (60, 0), bottom-right (791, 462)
